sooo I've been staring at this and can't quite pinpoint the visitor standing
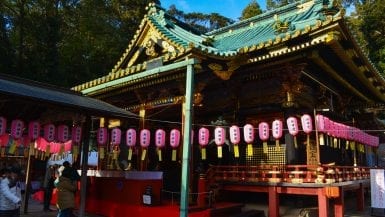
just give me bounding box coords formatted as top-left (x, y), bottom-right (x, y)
top-left (43, 164), bottom-right (56, 212)
top-left (56, 167), bottom-right (77, 217)
top-left (0, 166), bottom-right (22, 217)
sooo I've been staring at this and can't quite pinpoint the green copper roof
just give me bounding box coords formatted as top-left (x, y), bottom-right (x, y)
top-left (146, 0), bottom-right (343, 54)
top-left (208, 0), bottom-right (327, 51)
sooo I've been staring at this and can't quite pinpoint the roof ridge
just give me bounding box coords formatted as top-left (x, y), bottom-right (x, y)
top-left (207, 0), bottom-right (320, 36)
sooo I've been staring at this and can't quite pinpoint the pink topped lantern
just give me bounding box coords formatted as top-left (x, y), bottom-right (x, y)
top-left (97, 127), bottom-right (108, 159)
top-left (198, 127), bottom-right (209, 160)
top-left (0, 117), bottom-right (6, 135)
top-left (71, 125), bottom-right (82, 162)
top-left (110, 128), bottom-right (122, 145)
top-left (301, 114), bottom-right (312, 148)
top-left (198, 128), bottom-right (210, 147)
top-left (272, 120), bottom-right (283, 149)
top-left (126, 129), bottom-right (136, 161)
top-left (301, 114), bottom-right (313, 134)
top-left (27, 121), bottom-right (40, 157)
top-left (155, 129), bottom-right (166, 148)
top-left (72, 126), bottom-right (82, 143)
top-left (287, 117), bottom-right (299, 148)
top-left (229, 125), bottom-right (240, 158)
top-left (155, 129), bottom-right (166, 161)
top-left (57, 124), bottom-right (69, 155)
top-left (316, 115), bottom-right (327, 146)
top-left (259, 122), bottom-right (269, 154)
top-left (57, 125), bottom-right (69, 142)
top-left (170, 129), bottom-right (181, 161)
top-left (110, 128), bottom-right (121, 163)
top-left (140, 129), bottom-right (150, 161)
top-left (243, 124), bottom-right (254, 156)
top-left (97, 127), bottom-right (108, 145)
top-left (215, 127), bottom-right (226, 158)
top-left (11, 119), bottom-right (24, 140)
top-left (44, 124), bottom-right (55, 142)
top-left (126, 129), bottom-right (137, 147)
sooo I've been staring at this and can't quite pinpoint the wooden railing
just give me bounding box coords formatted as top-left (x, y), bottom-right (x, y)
top-left (207, 165), bottom-right (371, 184)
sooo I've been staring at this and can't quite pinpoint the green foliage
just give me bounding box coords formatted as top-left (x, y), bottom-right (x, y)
top-left (266, 0), bottom-right (294, 10)
top-left (0, 0), bottom-right (158, 87)
top-left (166, 4), bottom-right (234, 33)
top-left (241, 0), bottom-right (263, 20)
top-left (348, 0), bottom-right (385, 74)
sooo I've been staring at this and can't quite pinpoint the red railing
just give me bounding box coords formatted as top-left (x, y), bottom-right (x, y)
top-left (207, 165), bottom-right (371, 184)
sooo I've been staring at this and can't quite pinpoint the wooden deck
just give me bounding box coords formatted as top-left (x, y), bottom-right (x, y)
top-left (205, 165), bottom-right (371, 217)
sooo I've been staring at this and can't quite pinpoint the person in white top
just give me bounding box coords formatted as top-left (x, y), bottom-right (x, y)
top-left (0, 166), bottom-right (22, 217)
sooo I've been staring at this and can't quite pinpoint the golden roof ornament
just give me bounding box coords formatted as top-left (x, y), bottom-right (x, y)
top-left (273, 14), bottom-right (290, 34)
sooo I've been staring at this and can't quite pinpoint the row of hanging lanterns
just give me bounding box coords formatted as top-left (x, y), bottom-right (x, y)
top-left (0, 117), bottom-right (82, 159)
top-left (0, 114), bottom-right (379, 161)
top-left (316, 115), bottom-right (379, 147)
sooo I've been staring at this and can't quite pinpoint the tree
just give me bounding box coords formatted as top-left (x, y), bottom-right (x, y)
top-left (241, 0), bottom-right (263, 20)
top-left (0, 0), bottom-right (159, 87)
top-left (166, 4), bottom-right (234, 33)
top-left (347, 0), bottom-right (385, 74)
top-left (266, 0), bottom-right (294, 10)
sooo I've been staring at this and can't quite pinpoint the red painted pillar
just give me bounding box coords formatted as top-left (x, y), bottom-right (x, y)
top-left (334, 188), bottom-right (344, 217)
top-left (356, 184), bottom-right (365, 211)
top-left (268, 186), bottom-right (279, 217)
top-left (318, 188), bottom-right (329, 217)
top-left (197, 174), bottom-right (207, 208)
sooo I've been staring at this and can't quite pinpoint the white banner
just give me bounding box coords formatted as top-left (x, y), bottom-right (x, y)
top-left (371, 169), bottom-right (385, 208)
top-left (80, 151), bottom-right (98, 167)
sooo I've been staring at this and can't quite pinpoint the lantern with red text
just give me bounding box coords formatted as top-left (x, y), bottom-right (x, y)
top-left (198, 127), bottom-right (209, 160)
top-left (316, 115), bottom-right (327, 146)
top-left (170, 129), bottom-right (180, 161)
top-left (43, 124), bottom-right (55, 159)
top-left (243, 124), bottom-right (254, 156)
top-left (97, 127), bottom-right (108, 159)
top-left (110, 128), bottom-right (121, 162)
top-left (57, 125), bottom-right (69, 155)
top-left (140, 129), bottom-right (150, 161)
top-left (229, 125), bottom-right (240, 158)
top-left (287, 117), bottom-right (299, 148)
top-left (126, 129), bottom-right (136, 161)
top-left (272, 120), bottom-right (283, 150)
top-left (71, 126), bottom-right (82, 162)
top-left (301, 114), bottom-right (313, 148)
top-left (8, 119), bottom-right (24, 155)
top-left (215, 127), bottom-right (226, 158)
top-left (155, 129), bottom-right (166, 161)
top-left (11, 120), bottom-right (24, 140)
top-left (259, 122), bottom-right (269, 154)
top-left (28, 121), bottom-right (40, 157)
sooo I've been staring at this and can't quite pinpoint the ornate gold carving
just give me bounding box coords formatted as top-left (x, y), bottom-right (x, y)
top-left (145, 39), bottom-right (158, 57)
top-left (213, 70), bottom-right (234, 80)
top-left (273, 14), bottom-right (290, 33)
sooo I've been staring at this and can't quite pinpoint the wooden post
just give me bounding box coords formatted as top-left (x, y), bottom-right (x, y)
top-left (334, 187), bottom-right (344, 217)
top-left (356, 183), bottom-right (365, 211)
top-left (318, 188), bottom-right (329, 217)
top-left (79, 116), bottom-right (91, 217)
top-left (268, 186), bottom-right (279, 217)
top-left (197, 174), bottom-right (206, 208)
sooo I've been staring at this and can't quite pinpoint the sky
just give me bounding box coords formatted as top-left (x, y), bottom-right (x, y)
top-left (160, 0), bottom-right (266, 21)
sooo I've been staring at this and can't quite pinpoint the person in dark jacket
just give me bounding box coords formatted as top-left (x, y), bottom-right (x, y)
top-left (56, 168), bottom-right (77, 217)
top-left (43, 165), bottom-right (56, 212)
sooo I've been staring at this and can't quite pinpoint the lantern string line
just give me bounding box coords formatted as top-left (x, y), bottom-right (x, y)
top-left (115, 117), bottom-right (385, 133)
top-left (122, 114), bottom-right (384, 133)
